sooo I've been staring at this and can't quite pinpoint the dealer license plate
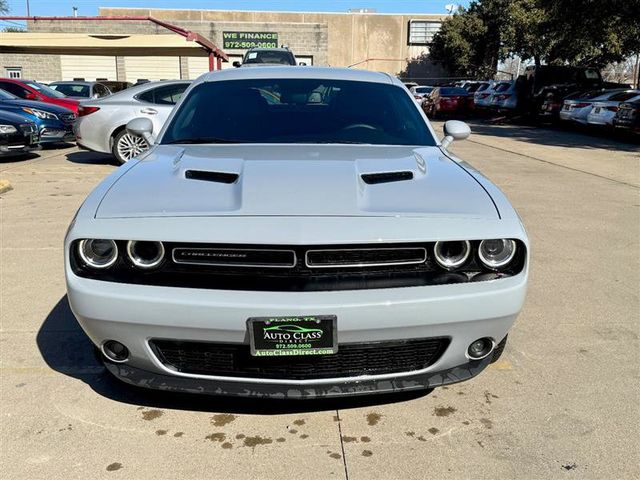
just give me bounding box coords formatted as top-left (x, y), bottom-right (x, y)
top-left (247, 315), bottom-right (337, 357)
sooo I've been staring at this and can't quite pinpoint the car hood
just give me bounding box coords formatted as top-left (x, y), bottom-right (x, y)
top-left (0, 99), bottom-right (74, 115)
top-left (96, 145), bottom-right (498, 219)
top-left (0, 108), bottom-right (32, 124)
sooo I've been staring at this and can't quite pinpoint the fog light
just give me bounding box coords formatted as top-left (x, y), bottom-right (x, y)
top-left (102, 340), bottom-right (129, 363)
top-left (467, 338), bottom-right (494, 360)
top-left (126, 240), bottom-right (165, 269)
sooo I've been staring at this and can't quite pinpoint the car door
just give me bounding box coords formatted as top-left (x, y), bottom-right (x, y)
top-left (134, 83), bottom-right (190, 137)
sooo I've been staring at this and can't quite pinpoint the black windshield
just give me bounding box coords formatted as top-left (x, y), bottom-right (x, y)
top-left (0, 88), bottom-right (17, 100)
top-left (50, 83), bottom-right (91, 97)
top-left (162, 79), bottom-right (436, 146)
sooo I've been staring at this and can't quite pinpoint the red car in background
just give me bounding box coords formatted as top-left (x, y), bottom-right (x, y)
top-left (0, 78), bottom-right (80, 114)
top-left (422, 87), bottom-right (473, 118)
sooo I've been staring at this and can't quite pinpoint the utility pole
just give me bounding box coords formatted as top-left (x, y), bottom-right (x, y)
top-left (26, 0), bottom-right (30, 17)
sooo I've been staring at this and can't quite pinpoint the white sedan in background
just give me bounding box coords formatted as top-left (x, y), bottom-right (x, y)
top-left (586, 90), bottom-right (640, 127)
top-left (74, 80), bottom-right (190, 164)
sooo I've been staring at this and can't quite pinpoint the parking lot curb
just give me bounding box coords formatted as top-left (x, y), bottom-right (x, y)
top-left (0, 179), bottom-right (13, 195)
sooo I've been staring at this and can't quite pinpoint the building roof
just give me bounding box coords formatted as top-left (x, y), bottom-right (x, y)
top-left (0, 32), bottom-right (213, 56)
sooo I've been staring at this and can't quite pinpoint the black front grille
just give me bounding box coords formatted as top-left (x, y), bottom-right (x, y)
top-left (150, 338), bottom-right (450, 380)
top-left (19, 123), bottom-right (37, 134)
top-left (306, 247), bottom-right (426, 268)
top-left (60, 113), bottom-right (76, 124)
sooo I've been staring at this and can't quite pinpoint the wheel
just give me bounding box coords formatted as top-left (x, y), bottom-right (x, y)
top-left (112, 129), bottom-right (149, 165)
top-left (490, 335), bottom-right (508, 363)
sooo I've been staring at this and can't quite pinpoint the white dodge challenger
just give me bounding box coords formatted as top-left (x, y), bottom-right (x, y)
top-left (65, 67), bottom-right (529, 398)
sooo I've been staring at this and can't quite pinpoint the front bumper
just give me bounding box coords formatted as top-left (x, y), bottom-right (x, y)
top-left (105, 355), bottom-right (493, 399)
top-left (67, 265), bottom-right (527, 397)
top-left (40, 126), bottom-right (75, 144)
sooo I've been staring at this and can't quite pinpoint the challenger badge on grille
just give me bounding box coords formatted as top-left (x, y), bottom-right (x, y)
top-left (172, 248), bottom-right (296, 268)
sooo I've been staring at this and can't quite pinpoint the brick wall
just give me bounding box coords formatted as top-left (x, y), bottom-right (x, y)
top-left (0, 54), bottom-right (61, 83)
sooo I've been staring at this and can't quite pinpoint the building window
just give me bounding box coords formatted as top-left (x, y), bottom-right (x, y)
top-left (408, 20), bottom-right (442, 45)
top-left (5, 67), bottom-right (22, 79)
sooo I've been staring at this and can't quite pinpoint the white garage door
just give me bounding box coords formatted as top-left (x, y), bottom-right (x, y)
top-left (124, 56), bottom-right (181, 83)
top-left (187, 55), bottom-right (242, 79)
top-left (60, 55), bottom-right (117, 81)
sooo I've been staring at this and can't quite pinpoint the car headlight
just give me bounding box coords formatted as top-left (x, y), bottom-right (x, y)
top-left (126, 240), bottom-right (165, 269)
top-left (78, 239), bottom-right (118, 269)
top-left (433, 240), bottom-right (471, 270)
top-left (21, 107), bottom-right (58, 120)
top-left (0, 124), bottom-right (18, 134)
top-left (478, 239), bottom-right (516, 269)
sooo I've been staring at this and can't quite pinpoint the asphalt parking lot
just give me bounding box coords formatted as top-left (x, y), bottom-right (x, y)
top-left (1, 122), bottom-right (638, 479)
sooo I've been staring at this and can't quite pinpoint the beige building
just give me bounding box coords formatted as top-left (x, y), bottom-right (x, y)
top-left (0, 8), bottom-right (446, 83)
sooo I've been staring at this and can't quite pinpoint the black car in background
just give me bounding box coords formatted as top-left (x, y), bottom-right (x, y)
top-left (538, 84), bottom-right (590, 121)
top-left (101, 81), bottom-right (133, 94)
top-left (518, 65), bottom-right (628, 116)
top-left (613, 101), bottom-right (640, 134)
top-left (0, 109), bottom-right (39, 156)
top-left (234, 47), bottom-right (298, 67)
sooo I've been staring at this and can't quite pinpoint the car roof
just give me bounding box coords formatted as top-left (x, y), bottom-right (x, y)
top-left (50, 81), bottom-right (97, 85)
top-left (201, 67), bottom-right (397, 86)
top-left (247, 47), bottom-right (291, 52)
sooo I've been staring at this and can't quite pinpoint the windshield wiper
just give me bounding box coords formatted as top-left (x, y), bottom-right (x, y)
top-left (165, 137), bottom-right (242, 144)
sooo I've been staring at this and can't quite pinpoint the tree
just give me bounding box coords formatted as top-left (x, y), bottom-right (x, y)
top-left (543, 0), bottom-right (640, 68)
top-left (501, 0), bottom-right (551, 67)
top-left (0, 0), bottom-right (8, 14)
top-left (428, 3), bottom-right (500, 78)
top-left (427, 0), bottom-right (640, 78)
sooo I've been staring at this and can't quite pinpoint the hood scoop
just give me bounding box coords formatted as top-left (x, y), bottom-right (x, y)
top-left (361, 171), bottom-right (414, 185)
top-left (185, 169), bottom-right (239, 184)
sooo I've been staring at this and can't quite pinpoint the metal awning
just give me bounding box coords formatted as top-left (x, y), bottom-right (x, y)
top-left (0, 32), bottom-right (216, 56)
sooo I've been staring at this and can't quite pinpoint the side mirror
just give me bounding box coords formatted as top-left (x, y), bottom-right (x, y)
top-left (232, 61), bottom-right (241, 68)
top-left (441, 120), bottom-right (471, 149)
top-left (25, 92), bottom-right (38, 100)
top-left (126, 117), bottom-right (154, 144)
top-left (92, 93), bottom-right (99, 99)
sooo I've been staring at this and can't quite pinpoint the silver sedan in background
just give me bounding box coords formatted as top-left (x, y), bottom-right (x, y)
top-left (74, 80), bottom-right (190, 164)
top-left (559, 89), bottom-right (625, 124)
top-left (49, 81), bottom-right (112, 100)
top-left (586, 90), bottom-right (640, 127)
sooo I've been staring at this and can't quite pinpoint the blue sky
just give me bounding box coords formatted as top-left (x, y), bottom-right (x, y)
top-left (4, 1), bottom-right (470, 17)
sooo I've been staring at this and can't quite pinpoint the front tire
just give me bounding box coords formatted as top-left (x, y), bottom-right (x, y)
top-left (112, 129), bottom-right (149, 165)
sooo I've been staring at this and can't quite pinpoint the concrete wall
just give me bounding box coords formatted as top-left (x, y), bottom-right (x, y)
top-left (98, 8), bottom-right (446, 74)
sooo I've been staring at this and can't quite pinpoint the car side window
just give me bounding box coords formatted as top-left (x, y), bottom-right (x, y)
top-left (138, 84), bottom-right (188, 105)
top-left (0, 81), bottom-right (29, 98)
top-left (94, 84), bottom-right (108, 97)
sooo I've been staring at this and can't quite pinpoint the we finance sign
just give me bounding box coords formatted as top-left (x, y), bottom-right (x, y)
top-left (223, 32), bottom-right (279, 49)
